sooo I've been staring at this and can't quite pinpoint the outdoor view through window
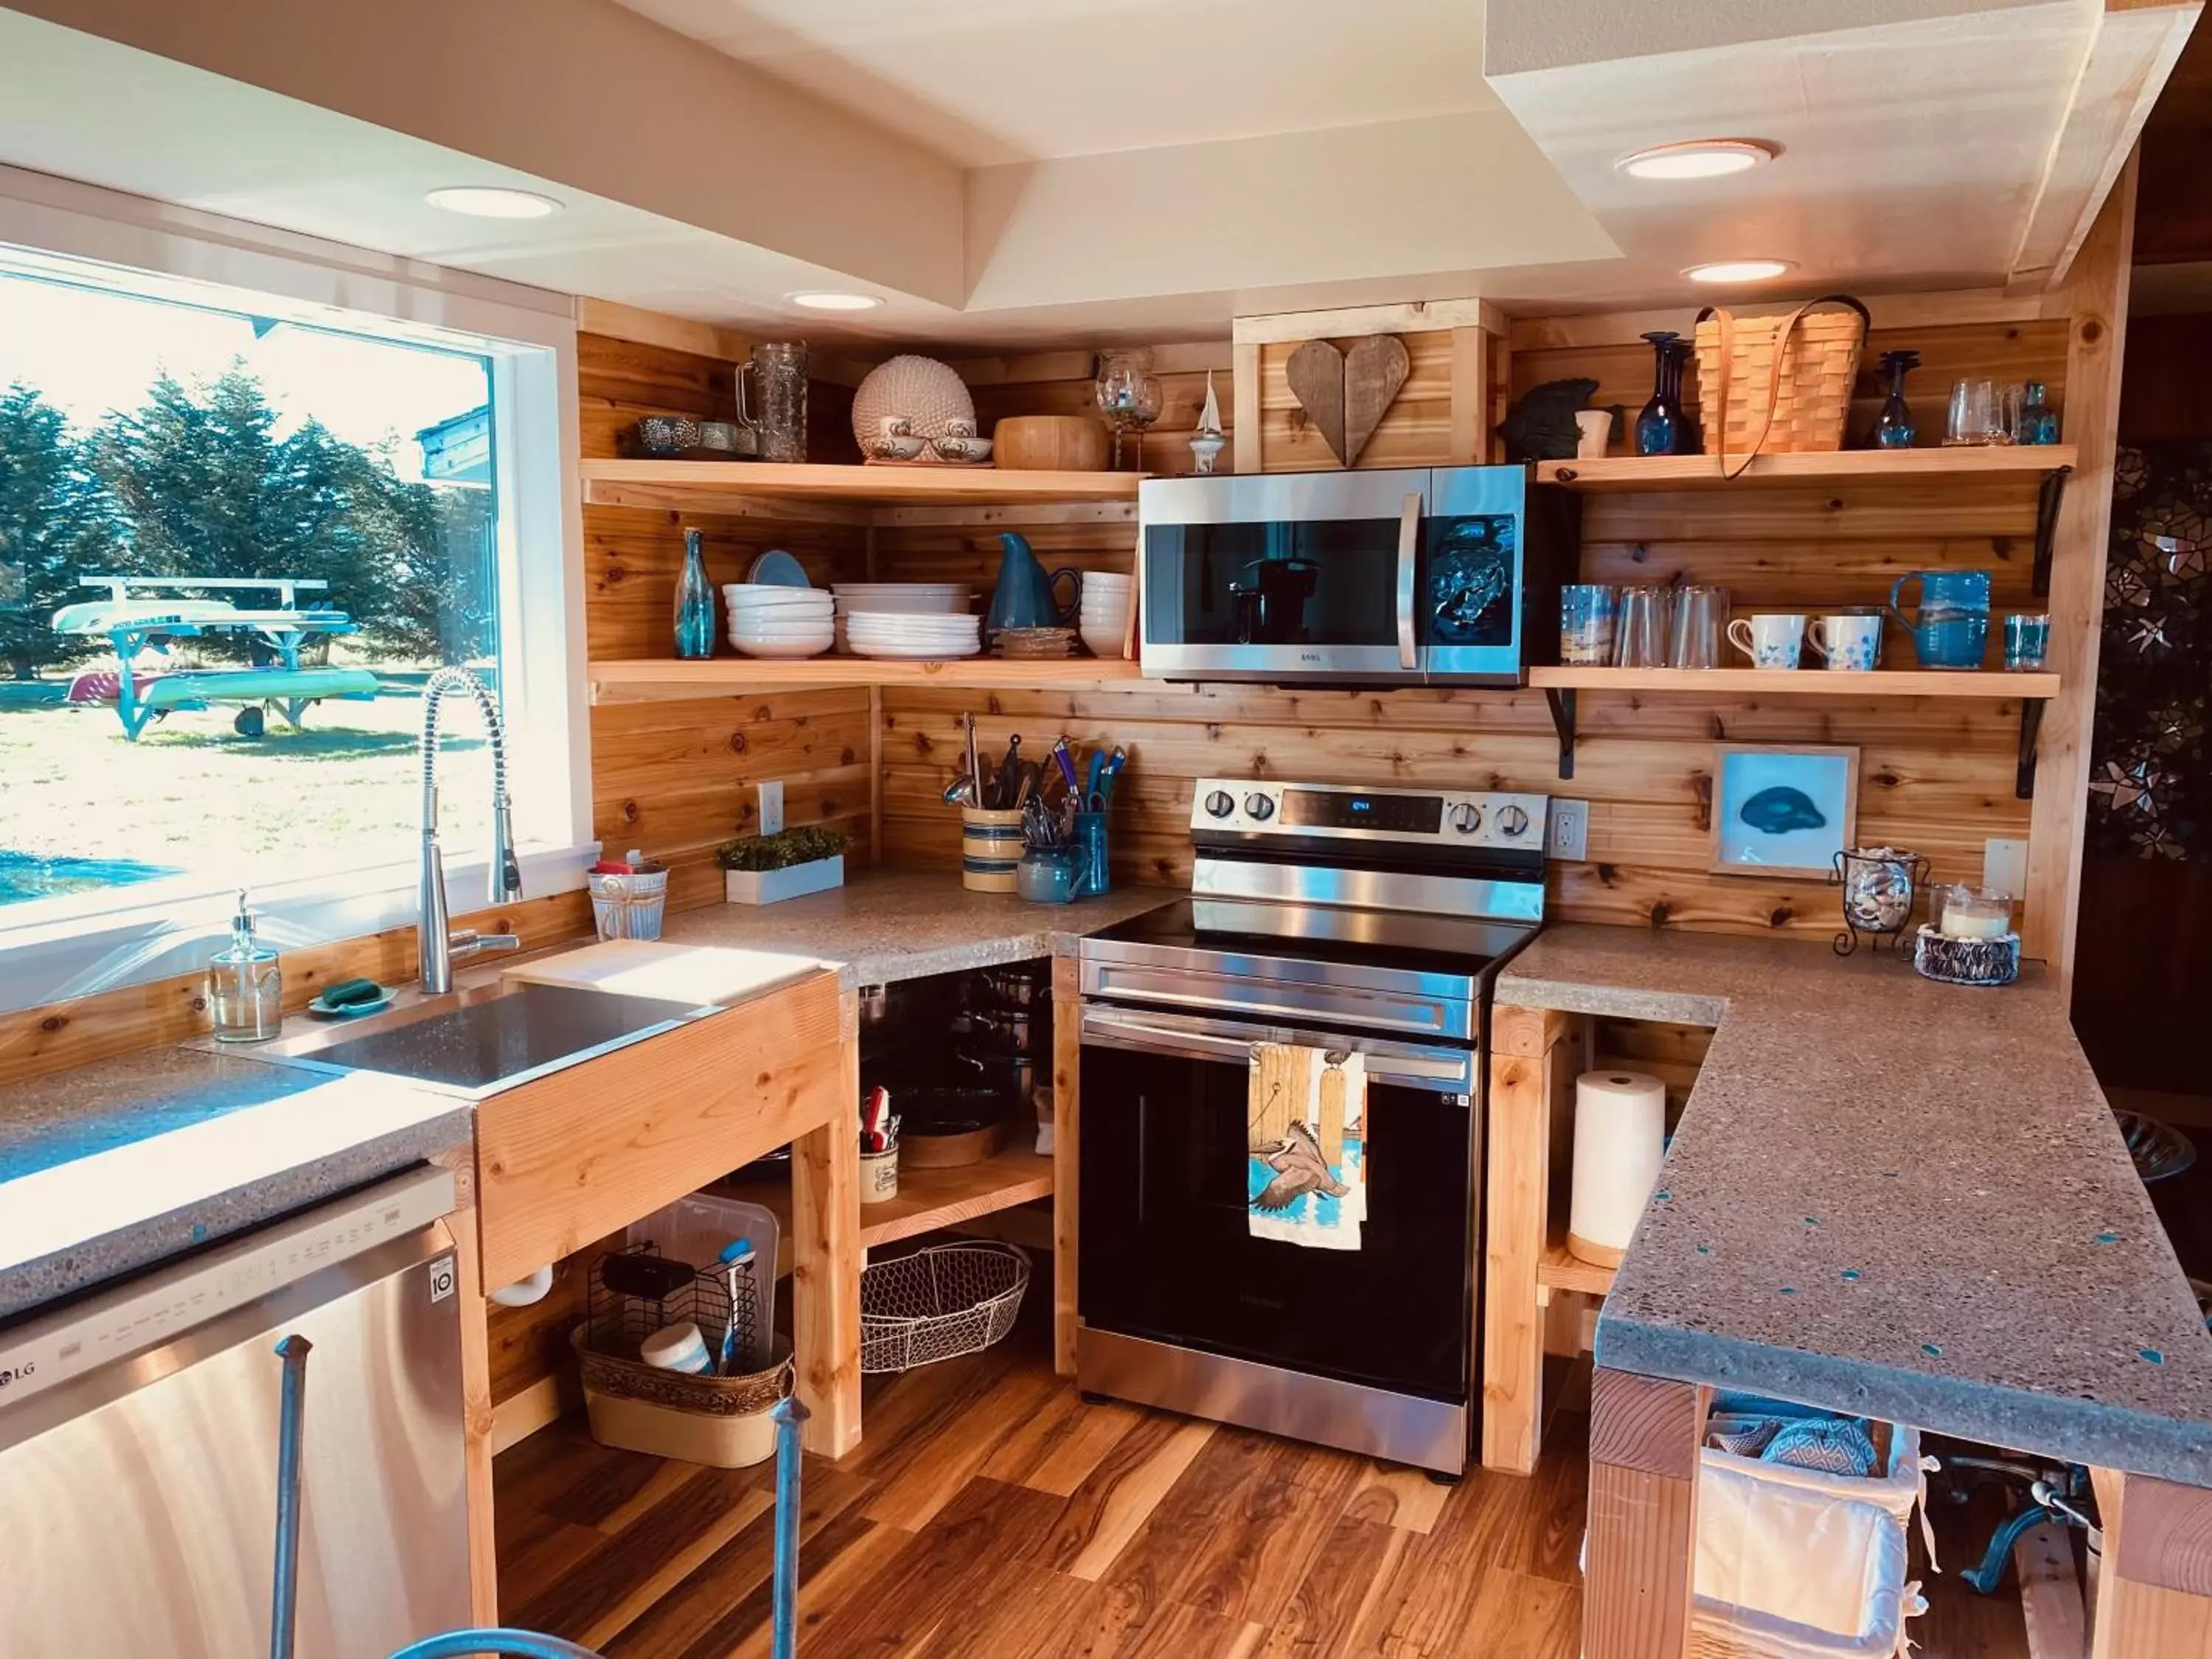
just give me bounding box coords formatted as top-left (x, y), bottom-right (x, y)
top-left (0, 268), bottom-right (499, 914)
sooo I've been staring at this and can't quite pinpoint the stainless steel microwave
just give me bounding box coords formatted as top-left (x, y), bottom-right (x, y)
top-left (1136, 465), bottom-right (1578, 684)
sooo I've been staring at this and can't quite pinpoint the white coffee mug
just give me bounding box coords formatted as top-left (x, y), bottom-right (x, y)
top-left (1728, 613), bottom-right (1808, 669)
top-left (1809, 613), bottom-right (1882, 672)
top-left (1574, 410), bottom-right (1612, 459)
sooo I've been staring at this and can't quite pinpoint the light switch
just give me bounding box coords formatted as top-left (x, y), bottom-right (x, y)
top-left (759, 780), bottom-right (786, 836)
top-left (1983, 837), bottom-right (2028, 897)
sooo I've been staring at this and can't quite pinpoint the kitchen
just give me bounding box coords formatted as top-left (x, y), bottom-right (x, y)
top-left (2, 3), bottom-right (2211, 1657)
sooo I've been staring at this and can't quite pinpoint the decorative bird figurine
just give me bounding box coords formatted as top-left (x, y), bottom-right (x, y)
top-left (1251, 1121), bottom-right (1349, 1213)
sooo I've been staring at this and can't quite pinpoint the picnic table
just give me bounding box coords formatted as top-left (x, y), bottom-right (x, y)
top-left (51, 576), bottom-right (378, 740)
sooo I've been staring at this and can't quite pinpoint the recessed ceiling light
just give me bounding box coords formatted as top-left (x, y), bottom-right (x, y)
top-left (1684, 259), bottom-right (1795, 284)
top-left (787, 291), bottom-right (885, 312)
top-left (1618, 140), bottom-right (1776, 181)
top-left (425, 186), bottom-right (563, 220)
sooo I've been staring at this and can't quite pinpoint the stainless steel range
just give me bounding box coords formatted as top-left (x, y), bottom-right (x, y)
top-left (1076, 779), bottom-right (1550, 1476)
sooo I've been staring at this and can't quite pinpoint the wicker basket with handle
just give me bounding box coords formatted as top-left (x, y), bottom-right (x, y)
top-left (1694, 295), bottom-right (1871, 477)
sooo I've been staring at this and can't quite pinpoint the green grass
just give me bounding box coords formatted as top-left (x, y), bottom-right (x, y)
top-left (0, 686), bottom-right (497, 894)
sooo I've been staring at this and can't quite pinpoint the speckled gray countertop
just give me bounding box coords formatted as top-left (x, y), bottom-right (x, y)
top-left (1499, 925), bottom-right (2212, 1483)
top-left (658, 869), bottom-right (1175, 986)
top-left (0, 1047), bottom-right (469, 1322)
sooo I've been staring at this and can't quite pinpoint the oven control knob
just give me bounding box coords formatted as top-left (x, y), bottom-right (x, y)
top-left (1204, 790), bottom-right (1236, 819)
top-left (1244, 793), bottom-right (1276, 821)
top-left (1497, 804), bottom-right (1531, 838)
top-left (1448, 803), bottom-right (1483, 835)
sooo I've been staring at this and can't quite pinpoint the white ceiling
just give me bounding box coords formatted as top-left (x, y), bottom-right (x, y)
top-left (606, 0), bottom-right (1498, 167)
top-left (0, 0), bottom-right (2188, 349)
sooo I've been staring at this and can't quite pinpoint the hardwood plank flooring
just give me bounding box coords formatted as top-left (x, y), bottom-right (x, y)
top-left (496, 1307), bottom-right (2033, 1658)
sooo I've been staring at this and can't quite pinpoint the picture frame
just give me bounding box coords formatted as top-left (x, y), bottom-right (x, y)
top-left (1709, 745), bottom-right (1860, 878)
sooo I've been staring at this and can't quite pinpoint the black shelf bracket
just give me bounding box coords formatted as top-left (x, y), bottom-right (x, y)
top-left (2031, 467), bottom-right (2070, 598)
top-left (2017, 698), bottom-right (2047, 799)
top-left (1543, 686), bottom-right (1578, 779)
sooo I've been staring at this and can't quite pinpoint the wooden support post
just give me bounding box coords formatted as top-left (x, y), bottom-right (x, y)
top-left (1448, 326), bottom-right (1489, 465)
top-left (1481, 1001), bottom-right (1571, 1473)
top-left (1585, 1367), bottom-right (1708, 1659)
top-left (437, 1201), bottom-right (500, 1628)
top-left (2092, 1467), bottom-right (2212, 1657)
top-left (2026, 156), bottom-right (2135, 987)
top-left (1051, 955), bottom-right (1082, 1377)
top-left (792, 990), bottom-right (863, 1456)
top-left (1231, 344), bottom-right (1263, 474)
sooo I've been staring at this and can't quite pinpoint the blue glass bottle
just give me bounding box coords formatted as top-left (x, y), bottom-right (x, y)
top-left (1872, 349), bottom-right (1920, 449)
top-left (1634, 331), bottom-right (1694, 456)
top-left (674, 526), bottom-right (716, 659)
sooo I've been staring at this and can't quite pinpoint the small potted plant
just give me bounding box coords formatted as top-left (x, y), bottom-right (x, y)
top-left (717, 825), bottom-right (848, 906)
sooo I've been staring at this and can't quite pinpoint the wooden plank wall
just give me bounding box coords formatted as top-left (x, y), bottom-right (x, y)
top-left (578, 332), bottom-right (874, 909)
top-left (865, 320), bottom-right (2053, 939)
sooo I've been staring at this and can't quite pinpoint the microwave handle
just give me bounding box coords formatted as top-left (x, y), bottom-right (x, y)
top-left (1395, 493), bottom-right (1422, 669)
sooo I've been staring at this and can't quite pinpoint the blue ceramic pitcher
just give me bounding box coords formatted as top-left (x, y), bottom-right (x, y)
top-left (1890, 569), bottom-right (1990, 670)
top-left (987, 532), bottom-right (1082, 632)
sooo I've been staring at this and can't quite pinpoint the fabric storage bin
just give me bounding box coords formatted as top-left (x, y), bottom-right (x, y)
top-left (574, 1326), bottom-right (792, 1468)
top-left (1691, 1399), bottom-right (1935, 1658)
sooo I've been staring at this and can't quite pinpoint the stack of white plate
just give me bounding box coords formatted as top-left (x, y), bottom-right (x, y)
top-left (830, 583), bottom-right (972, 655)
top-left (1079, 571), bottom-right (1134, 658)
top-left (845, 610), bottom-right (984, 659)
top-left (723, 584), bottom-right (834, 658)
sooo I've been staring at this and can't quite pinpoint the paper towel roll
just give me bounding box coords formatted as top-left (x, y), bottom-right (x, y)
top-left (1568, 1069), bottom-right (1667, 1268)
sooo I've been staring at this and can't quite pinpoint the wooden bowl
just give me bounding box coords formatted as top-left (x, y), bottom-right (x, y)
top-left (993, 415), bottom-right (1110, 473)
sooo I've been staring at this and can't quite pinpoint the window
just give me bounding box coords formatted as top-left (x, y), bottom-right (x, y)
top-left (0, 178), bottom-right (588, 1008)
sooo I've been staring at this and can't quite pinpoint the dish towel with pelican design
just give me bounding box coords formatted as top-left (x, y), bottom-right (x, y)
top-left (1247, 1043), bottom-right (1368, 1250)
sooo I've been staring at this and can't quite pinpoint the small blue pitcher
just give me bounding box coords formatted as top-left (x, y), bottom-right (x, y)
top-left (987, 532), bottom-right (1082, 632)
top-left (1890, 569), bottom-right (1990, 670)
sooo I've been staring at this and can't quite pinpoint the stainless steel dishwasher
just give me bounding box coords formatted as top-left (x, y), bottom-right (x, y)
top-left (0, 1165), bottom-right (473, 1658)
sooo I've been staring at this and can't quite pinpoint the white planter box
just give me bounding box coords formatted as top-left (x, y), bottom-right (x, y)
top-left (723, 855), bottom-right (844, 906)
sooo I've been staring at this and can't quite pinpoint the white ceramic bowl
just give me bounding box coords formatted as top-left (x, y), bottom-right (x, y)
top-left (731, 637), bottom-right (833, 659)
top-left (1080, 626), bottom-right (1129, 659)
top-left (930, 435), bottom-right (993, 464)
top-left (846, 614), bottom-right (980, 637)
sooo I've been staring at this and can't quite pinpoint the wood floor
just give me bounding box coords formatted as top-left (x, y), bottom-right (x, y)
top-left (495, 1306), bottom-right (2031, 1658)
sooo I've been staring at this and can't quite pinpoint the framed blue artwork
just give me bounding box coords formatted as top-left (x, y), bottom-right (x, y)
top-left (1710, 745), bottom-right (1860, 878)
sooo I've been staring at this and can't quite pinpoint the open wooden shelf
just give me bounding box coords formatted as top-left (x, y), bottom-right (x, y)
top-left (717, 1146), bottom-right (1053, 1259)
top-left (1533, 446), bottom-right (2076, 491)
top-left (588, 656), bottom-right (1146, 703)
top-left (1529, 666), bottom-right (2061, 698)
top-left (581, 458), bottom-right (1144, 517)
top-left (1537, 1227), bottom-right (1618, 1301)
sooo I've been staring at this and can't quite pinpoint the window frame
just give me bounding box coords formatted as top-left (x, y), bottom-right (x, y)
top-left (0, 165), bottom-right (594, 1014)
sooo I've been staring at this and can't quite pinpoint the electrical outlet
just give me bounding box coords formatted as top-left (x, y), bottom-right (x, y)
top-left (1548, 798), bottom-right (1590, 860)
top-left (758, 781), bottom-right (786, 837)
top-left (1983, 836), bottom-right (2028, 897)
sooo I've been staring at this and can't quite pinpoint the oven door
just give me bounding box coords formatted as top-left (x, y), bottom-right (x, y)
top-left (1077, 1002), bottom-right (1478, 1402)
top-left (1138, 471), bottom-right (1428, 681)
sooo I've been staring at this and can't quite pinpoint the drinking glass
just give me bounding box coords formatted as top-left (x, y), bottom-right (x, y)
top-left (750, 341), bottom-right (809, 462)
top-left (1615, 585), bottom-right (1674, 668)
top-left (1945, 378), bottom-right (2000, 446)
top-left (1559, 584), bottom-right (1618, 665)
top-left (1668, 585), bottom-right (1729, 669)
top-left (2003, 612), bottom-right (2051, 671)
top-left (1095, 349), bottom-right (1163, 470)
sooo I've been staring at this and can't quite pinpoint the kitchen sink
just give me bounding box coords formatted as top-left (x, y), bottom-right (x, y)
top-left (271, 981), bottom-right (715, 1097)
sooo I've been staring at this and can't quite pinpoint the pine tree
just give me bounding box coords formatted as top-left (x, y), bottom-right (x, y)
top-left (0, 382), bottom-right (111, 680)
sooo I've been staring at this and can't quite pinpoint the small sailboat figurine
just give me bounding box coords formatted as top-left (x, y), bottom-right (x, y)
top-left (1189, 370), bottom-right (1226, 475)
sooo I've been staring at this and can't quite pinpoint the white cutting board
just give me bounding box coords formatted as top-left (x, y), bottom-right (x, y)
top-left (504, 939), bottom-right (823, 1005)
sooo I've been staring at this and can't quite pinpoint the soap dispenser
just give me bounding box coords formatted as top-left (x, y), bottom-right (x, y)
top-left (208, 888), bottom-right (282, 1043)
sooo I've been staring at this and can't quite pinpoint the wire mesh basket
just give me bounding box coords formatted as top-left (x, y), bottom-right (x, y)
top-left (860, 1242), bottom-right (1029, 1374)
top-left (585, 1242), bottom-right (760, 1378)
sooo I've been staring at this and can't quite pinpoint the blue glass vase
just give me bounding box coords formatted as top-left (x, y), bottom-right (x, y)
top-left (673, 527), bottom-right (716, 659)
top-left (1634, 331), bottom-right (1694, 456)
top-left (1871, 349), bottom-right (1920, 449)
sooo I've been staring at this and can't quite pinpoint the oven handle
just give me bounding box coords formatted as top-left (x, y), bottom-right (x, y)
top-left (1395, 493), bottom-right (1422, 670)
top-left (1081, 1004), bottom-right (1473, 1094)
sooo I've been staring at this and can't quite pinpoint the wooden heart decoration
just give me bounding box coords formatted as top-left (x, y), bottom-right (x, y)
top-left (1285, 339), bottom-right (1347, 464)
top-left (1343, 334), bottom-right (1411, 466)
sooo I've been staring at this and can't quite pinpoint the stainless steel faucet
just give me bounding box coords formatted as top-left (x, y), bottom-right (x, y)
top-left (418, 667), bottom-right (523, 994)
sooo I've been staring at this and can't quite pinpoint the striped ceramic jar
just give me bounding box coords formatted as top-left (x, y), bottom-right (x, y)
top-left (961, 807), bottom-right (1025, 893)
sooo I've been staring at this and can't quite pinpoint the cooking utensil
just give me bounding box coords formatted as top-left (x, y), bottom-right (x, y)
top-left (943, 771), bottom-right (976, 807)
top-left (965, 713), bottom-right (981, 803)
top-left (995, 734), bottom-right (1023, 807)
top-left (1085, 749), bottom-right (1105, 807)
top-left (1095, 746), bottom-right (1126, 807)
top-left (1050, 735), bottom-right (1082, 794)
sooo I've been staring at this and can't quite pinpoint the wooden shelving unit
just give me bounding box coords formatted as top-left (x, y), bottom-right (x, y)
top-left (581, 458), bottom-right (1143, 519)
top-left (718, 1147), bottom-right (1053, 1261)
top-left (588, 656), bottom-right (1145, 703)
top-left (1530, 666), bottom-right (2061, 698)
top-left (1534, 446), bottom-right (2076, 491)
top-left (1532, 666), bottom-right (2062, 797)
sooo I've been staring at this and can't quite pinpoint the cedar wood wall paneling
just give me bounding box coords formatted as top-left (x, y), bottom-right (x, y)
top-left (866, 319), bottom-right (2056, 939)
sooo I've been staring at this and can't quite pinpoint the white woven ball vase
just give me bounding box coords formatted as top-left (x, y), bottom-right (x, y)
top-left (852, 354), bottom-right (977, 446)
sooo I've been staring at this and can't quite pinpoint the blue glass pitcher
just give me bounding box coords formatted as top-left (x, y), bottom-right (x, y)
top-left (1890, 569), bottom-right (1989, 670)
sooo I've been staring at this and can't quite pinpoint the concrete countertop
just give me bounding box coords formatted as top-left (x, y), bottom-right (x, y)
top-left (656, 868), bottom-right (1175, 987)
top-left (1499, 924), bottom-right (2212, 1483)
top-left (0, 1046), bottom-right (469, 1321)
